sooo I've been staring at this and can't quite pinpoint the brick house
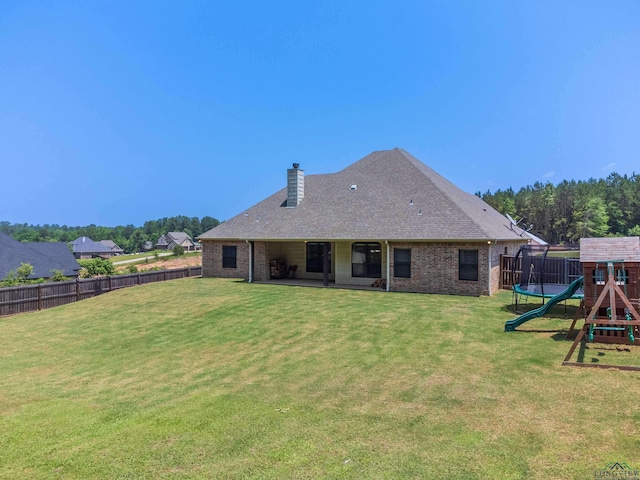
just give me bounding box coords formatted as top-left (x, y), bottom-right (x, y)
top-left (156, 232), bottom-right (199, 252)
top-left (198, 148), bottom-right (528, 295)
top-left (69, 237), bottom-right (115, 259)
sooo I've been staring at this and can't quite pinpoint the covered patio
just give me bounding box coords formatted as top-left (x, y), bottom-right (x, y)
top-left (254, 276), bottom-right (386, 292)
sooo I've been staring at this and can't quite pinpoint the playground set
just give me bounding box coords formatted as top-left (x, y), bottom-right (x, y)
top-left (504, 237), bottom-right (640, 370)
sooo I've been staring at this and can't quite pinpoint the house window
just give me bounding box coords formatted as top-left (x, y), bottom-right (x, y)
top-left (352, 242), bottom-right (382, 278)
top-left (306, 242), bottom-right (331, 273)
top-left (222, 246), bottom-right (237, 269)
top-left (394, 248), bottom-right (411, 278)
top-left (459, 249), bottom-right (478, 281)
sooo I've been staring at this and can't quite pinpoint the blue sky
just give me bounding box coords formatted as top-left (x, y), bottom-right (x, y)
top-left (1, 1), bottom-right (639, 227)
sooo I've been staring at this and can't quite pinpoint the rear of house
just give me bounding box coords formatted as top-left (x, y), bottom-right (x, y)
top-left (199, 149), bottom-right (528, 295)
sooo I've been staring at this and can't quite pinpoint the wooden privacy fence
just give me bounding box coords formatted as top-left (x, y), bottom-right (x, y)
top-left (0, 266), bottom-right (202, 317)
top-left (500, 255), bottom-right (581, 290)
top-left (500, 255), bottom-right (521, 289)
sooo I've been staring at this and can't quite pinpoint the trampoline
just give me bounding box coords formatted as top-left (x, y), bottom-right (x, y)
top-left (512, 245), bottom-right (583, 312)
top-left (513, 282), bottom-right (584, 299)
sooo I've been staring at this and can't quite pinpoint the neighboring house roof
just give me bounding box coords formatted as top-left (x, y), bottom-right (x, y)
top-left (580, 237), bottom-right (640, 263)
top-left (70, 237), bottom-right (113, 255)
top-left (199, 148), bottom-right (526, 242)
top-left (0, 233), bottom-right (81, 279)
top-left (158, 232), bottom-right (195, 247)
top-left (99, 240), bottom-right (124, 253)
top-left (167, 232), bottom-right (194, 245)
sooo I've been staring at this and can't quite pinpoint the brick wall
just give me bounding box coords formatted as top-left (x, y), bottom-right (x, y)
top-left (201, 240), bottom-right (249, 280)
top-left (253, 241), bottom-right (268, 281)
top-left (388, 242), bottom-right (489, 296)
top-left (203, 239), bottom-right (526, 295)
top-left (389, 241), bottom-right (525, 296)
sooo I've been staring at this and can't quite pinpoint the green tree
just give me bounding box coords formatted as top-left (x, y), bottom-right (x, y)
top-left (78, 258), bottom-right (116, 278)
top-left (17, 262), bottom-right (34, 280)
top-left (628, 225), bottom-right (640, 236)
top-left (49, 269), bottom-right (68, 282)
top-left (573, 197), bottom-right (610, 238)
top-left (1, 271), bottom-right (20, 287)
top-left (125, 264), bottom-right (138, 274)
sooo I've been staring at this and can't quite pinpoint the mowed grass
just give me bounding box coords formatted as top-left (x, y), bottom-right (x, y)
top-left (1, 279), bottom-right (640, 479)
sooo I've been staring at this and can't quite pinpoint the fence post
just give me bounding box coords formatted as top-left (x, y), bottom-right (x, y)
top-left (137, 273), bottom-right (141, 285)
top-left (76, 277), bottom-right (81, 302)
top-left (38, 284), bottom-right (42, 311)
top-left (108, 275), bottom-right (112, 292)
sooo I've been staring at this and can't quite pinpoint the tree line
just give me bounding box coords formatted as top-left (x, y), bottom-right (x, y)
top-left (478, 172), bottom-right (640, 244)
top-left (0, 216), bottom-right (220, 254)
top-left (4, 170), bottom-right (640, 249)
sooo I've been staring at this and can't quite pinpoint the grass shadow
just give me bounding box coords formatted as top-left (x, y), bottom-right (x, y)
top-left (501, 301), bottom-right (582, 318)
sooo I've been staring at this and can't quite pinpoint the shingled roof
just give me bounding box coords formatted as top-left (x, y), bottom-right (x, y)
top-left (580, 237), bottom-right (640, 263)
top-left (99, 240), bottom-right (124, 254)
top-left (69, 237), bottom-right (113, 255)
top-left (167, 232), bottom-right (194, 245)
top-left (199, 148), bottom-right (525, 242)
top-left (0, 233), bottom-right (81, 279)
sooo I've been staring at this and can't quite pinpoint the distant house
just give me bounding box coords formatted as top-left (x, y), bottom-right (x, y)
top-left (98, 240), bottom-right (124, 256)
top-left (156, 232), bottom-right (199, 252)
top-left (198, 148), bottom-right (528, 296)
top-left (0, 233), bottom-right (81, 280)
top-left (69, 237), bottom-right (116, 259)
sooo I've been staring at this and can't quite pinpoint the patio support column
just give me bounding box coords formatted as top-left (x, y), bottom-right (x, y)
top-left (385, 240), bottom-right (390, 292)
top-left (323, 242), bottom-right (330, 286)
top-left (246, 240), bottom-right (253, 283)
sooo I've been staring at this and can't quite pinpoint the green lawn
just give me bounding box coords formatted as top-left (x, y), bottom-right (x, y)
top-left (1, 279), bottom-right (639, 479)
top-left (546, 250), bottom-right (580, 258)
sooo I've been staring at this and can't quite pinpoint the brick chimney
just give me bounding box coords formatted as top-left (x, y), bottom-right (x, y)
top-left (286, 163), bottom-right (304, 207)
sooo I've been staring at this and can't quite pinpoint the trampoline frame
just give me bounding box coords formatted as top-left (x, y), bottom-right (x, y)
top-left (511, 244), bottom-right (583, 313)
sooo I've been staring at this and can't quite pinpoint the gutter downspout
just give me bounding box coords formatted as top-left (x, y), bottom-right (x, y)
top-left (385, 240), bottom-right (390, 292)
top-left (246, 240), bottom-right (253, 283)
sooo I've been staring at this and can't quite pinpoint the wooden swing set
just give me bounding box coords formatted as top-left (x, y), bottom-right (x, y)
top-left (563, 261), bottom-right (640, 370)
